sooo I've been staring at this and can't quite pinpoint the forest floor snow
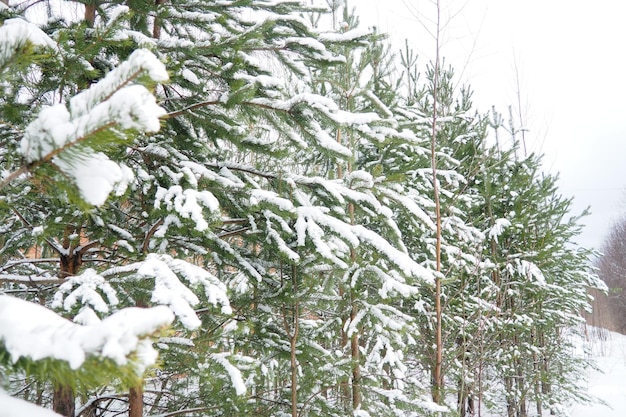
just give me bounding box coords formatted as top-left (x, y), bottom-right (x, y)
top-left (569, 327), bottom-right (626, 416)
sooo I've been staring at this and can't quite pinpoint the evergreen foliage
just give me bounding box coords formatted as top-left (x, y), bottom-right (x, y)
top-left (0, 1), bottom-right (602, 417)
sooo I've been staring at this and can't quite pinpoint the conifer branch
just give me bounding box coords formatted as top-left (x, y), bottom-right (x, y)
top-left (0, 121), bottom-right (116, 194)
top-left (142, 219), bottom-right (165, 254)
top-left (0, 276), bottom-right (67, 285)
top-left (163, 101), bottom-right (221, 118)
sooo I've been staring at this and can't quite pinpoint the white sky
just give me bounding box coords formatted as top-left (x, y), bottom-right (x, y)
top-left (356, 0), bottom-right (626, 250)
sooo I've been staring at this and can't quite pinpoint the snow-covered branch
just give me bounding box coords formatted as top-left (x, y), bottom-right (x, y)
top-left (0, 295), bottom-right (173, 371)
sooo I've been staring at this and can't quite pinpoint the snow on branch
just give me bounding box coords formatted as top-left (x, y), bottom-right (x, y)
top-left (17, 49), bottom-right (168, 206)
top-left (249, 93), bottom-right (379, 156)
top-left (134, 254), bottom-right (232, 330)
top-left (352, 225), bottom-right (434, 284)
top-left (210, 352), bottom-right (247, 395)
top-left (155, 185), bottom-right (220, 232)
top-left (0, 294), bottom-right (173, 370)
top-left (0, 18), bottom-right (56, 70)
top-left (506, 259), bottom-right (547, 286)
top-left (294, 203), bottom-right (433, 285)
top-left (488, 218), bottom-right (512, 243)
top-left (51, 268), bottom-right (120, 314)
top-left (68, 49), bottom-right (168, 119)
top-left (379, 186), bottom-right (437, 231)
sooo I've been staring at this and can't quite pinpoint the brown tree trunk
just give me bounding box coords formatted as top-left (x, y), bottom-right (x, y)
top-left (350, 296), bottom-right (361, 409)
top-left (339, 286), bottom-right (351, 408)
top-left (85, 3), bottom-right (96, 26)
top-left (289, 331), bottom-right (298, 417)
top-left (429, 0), bottom-right (444, 405)
top-left (153, 0), bottom-right (166, 39)
top-left (53, 385), bottom-right (75, 417)
top-left (281, 263), bottom-right (299, 417)
top-left (505, 375), bottom-right (515, 417)
top-left (129, 385), bottom-right (144, 417)
top-left (53, 227), bottom-right (82, 416)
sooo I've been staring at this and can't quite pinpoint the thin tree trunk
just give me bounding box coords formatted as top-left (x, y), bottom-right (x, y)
top-left (430, 0), bottom-right (444, 405)
top-left (54, 225), bottom-right (83, 417)
top-left (540, 330), bottom-right (553, 415)
top-left (350, 294), bottom-right (361, 409)
top-left (53, 384), bottom-right (75, 417)
top-left (532, 327), bottom-right (542, 416)
top-left (281, 263), bottom-right (299, 417)
top-left (505, 376), bottom-right (515, 417)
top-left (335, 122), bottom-right (362, 410)
top-left (153, 0), bottom-right (166, 39)
top-left (517, 373), bottom-right (527, 417)
top-left (339, 286), bottom-right (351, 408)
top-left (129, 385), bottom-right (143, 417)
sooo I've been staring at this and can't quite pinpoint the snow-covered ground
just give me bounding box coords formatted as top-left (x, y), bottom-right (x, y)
top-left (570, 327), bottom-right (626, 417)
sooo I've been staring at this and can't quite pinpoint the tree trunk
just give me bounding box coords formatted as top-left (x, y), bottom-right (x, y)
top-left (289, 331), bottom-right (298, 417)
top-left (53, 226), bottom-right (84, 417)
top-left (153, 0), bottom-right (166, 39)
top-left (350, 295), bottom-right (361, 409)
top-left (504, 375), bottom-right (515, 417)
top-left (540, 330), bottom-right (553, 415)
top-left (281, 263), bottom-right (299, 417)
top-left (338, 286), bottom-right (351, 408)
top-left (532, 328), bottom-right (542, 416)
top-left (129, 385), bottom-right (143, 417)
top-left (85, 3), bottom-right (96, 26)
top-left (53, 385), bottom-right (75, 417)
top-left (430, 0), bottom-right (444, 405)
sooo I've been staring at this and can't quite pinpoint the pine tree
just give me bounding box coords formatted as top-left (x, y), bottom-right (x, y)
top-left (0, 10), bottom-right (175, 417)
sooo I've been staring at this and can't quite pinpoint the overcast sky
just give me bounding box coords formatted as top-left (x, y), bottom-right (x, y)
top-left (355, 0), bottom-right (626, 250)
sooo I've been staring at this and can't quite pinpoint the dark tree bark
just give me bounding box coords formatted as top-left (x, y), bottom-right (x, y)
top-left (53, 385), bottom-right (75, 417)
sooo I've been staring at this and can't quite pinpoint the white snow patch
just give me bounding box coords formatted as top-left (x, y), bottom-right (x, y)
top-left (0, 388), bottom-right (62, 417)
top-left (488, 218), bottom-right (511, 243)
top-left (182, 68), bottom-right (201, 85)
top-left (211, 352), bottom-right (247, 395)
top-left (0, 295), bottom-right (173, 370)
top-left (52, 268), bottom-right (119, 313)
top-left (20, 50), bottom-right (167, 206)
top-left (155, 186), bottom-right (220, 232)
top-left (0, 18), bottom-right (56, 53)
top-left (55, 153), bottom-right (125, 206)
top-left (138, 256), bottom-right (202, 330)
top-left (135, 254), bottom-right (231, 329)
top-left (318, 27), bottom-right (370, 42)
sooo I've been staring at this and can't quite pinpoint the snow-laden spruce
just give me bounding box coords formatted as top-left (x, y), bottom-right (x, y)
top-left (0, 294), bottom-right (173, 370)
